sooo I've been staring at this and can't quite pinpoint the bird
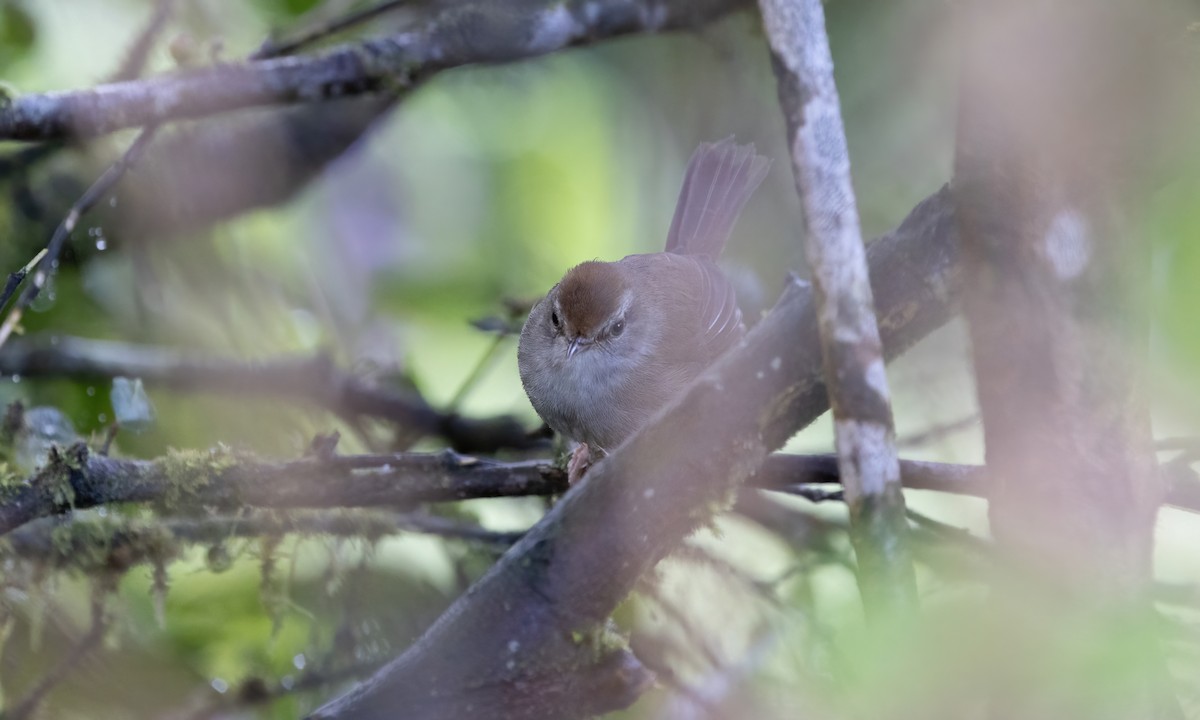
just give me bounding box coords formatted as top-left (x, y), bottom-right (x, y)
top-left (517, 138), bottom-right (770, 481)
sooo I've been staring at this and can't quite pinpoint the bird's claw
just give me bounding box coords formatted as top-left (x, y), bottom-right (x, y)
top-left (567, 443), bottom-right (591, 485)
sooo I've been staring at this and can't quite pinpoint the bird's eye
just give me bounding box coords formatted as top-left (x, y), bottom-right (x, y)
top-left (550, 311), bottom-right (561, 329)
top-left (610, 319), bottom-right (625, 337)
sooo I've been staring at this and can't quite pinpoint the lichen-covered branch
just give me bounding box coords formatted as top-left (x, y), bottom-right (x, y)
top-left (759, 0), bottom-right (916, 617)
top-left (0, 447), bottom-right (562, 538)
top-left (307, 184), bottom-right (960, 720)
top-left (0, 338), bottom-right (541, 453)
top-left (0, 0), bottom-right (751, 142)
top-left (3, 509), bottom-right (523, 573)
top-left (0, 426), bottom-right (983, 539)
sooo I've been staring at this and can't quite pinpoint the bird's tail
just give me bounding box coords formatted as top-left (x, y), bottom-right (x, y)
top-left (665, 137), bottom-right (771, 258)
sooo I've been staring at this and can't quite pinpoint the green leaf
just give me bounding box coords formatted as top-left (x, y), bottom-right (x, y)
top-left (0, 1), bottom-right (35, 70)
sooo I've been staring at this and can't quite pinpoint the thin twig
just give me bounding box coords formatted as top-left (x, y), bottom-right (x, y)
top-left (0, 0), bottom-right (420, 352)
top-left (3, 590), bottom-right (108, 720)
top-left (637, 579), bottom-right (725, 670)
top-left (0, 336), bottom-right (542, 452)
top-left (0, 128), bottom-right (160, 350)
top-left (110, 0), bottom-right (177, 83)
top-left (897, 414), bottom-right (979, 449)
top-left (446, 334), bottom-right (510, 414)
top-left (3, 509), bottom-right (523, 571)
top-left (0, 0), bottom-right (751, 142)
top-left (0, 249), bottom-right (46, 314)
top-left (167, 659), bottom-right (388, 720)
top-left (256, 0), bottom-right (412, 59)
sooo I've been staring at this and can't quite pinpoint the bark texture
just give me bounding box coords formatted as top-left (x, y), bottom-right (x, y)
top-left (759, 0), bottom-right (916, 618)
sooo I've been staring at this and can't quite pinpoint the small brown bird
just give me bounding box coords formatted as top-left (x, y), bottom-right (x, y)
top-left (518, 138), bottom-right (770, 478)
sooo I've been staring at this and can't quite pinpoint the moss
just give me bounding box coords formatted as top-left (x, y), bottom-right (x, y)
top-left (43, 447), bottom-right (77, 511)
top-left (45, 516), bottom-right (178, 573)
top-left (156, 444), bottom-right (241, 513)
top-left (565, 621), bottom-right (629, 664)
top-left (0, 462), bottom-right (24, 501)
top-left (205, 543), bottom-right (233, 573)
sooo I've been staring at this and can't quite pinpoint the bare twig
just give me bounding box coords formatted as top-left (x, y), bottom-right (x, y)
top-left (110, 0), bottom-right (178, 83)
top-left (3, 509), bottom-right (522, 571)
top-left (0, 129), bottom-right (160, 350)
top-left (897, 414), bottom-right (979, 449)
top-left (759, 0), bottom-right (916, 617)
top-left (0, 249), bottom-right (46, 314)
top-left (3, 589), bottom-right (108, 720)
top-left (0, 337), bottom-right (542, 452)
top-left (256, 0), bottom-right (413, 59)
top-left (0, 0), bottom-right (434, 351)
top-left (0, 0), bottom-right (751, 142)
top-left (165, 659), bottom-right (388, 720)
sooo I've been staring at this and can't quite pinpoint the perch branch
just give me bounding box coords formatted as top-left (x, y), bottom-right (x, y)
top-left (0, 441), bottom-right (987, 540)
top-left (307, 184), bottom-right (961, 719)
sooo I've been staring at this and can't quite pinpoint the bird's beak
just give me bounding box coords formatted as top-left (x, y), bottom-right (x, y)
top-left (567, 337), bottom-right (593, 359)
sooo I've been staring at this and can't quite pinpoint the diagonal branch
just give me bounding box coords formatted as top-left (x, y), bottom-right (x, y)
top-left (0, 0), bottom-right (752, 143)
top-left (307, 183), bottom-right (960, 719)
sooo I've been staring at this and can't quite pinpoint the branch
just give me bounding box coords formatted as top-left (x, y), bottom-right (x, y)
top-left (0, 0), bottom-right (421, 345)
top-left (109, 0), bottom-right (177, 83)
top-left (254, 0), bottom-right (411, 59)
top-left (3, 509), bottom-right (523, 572)
top-left (0, 339), bottom-right (543, 453)
top-left (759, 0), bottom-right (916, 616)
top-left (0, 447), bottom-right (560, 537)
top-left (2, 589), bottom-right (108, 720)
top-left (0, 435), bottom-right (986, 539)
top-left (0, 0), bottom-right (751, 143)
top-left (307, 184), bottom-right (961, 719)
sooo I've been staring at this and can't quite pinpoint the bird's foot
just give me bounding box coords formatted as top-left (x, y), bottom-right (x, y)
top-left (567, 443), bottom-right (592, 485)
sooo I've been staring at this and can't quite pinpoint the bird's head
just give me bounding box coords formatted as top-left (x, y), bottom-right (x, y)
top-left (549, 261), bottom-right (631, 359)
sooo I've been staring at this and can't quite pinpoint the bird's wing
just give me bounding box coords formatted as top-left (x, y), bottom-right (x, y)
top-left (638, 253), bottom-right (744, 362)
top-left (691, 257), bottom-right (744, 359)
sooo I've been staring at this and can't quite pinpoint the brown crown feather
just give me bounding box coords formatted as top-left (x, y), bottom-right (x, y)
top-left (557, 261), bottom-right (626, 338)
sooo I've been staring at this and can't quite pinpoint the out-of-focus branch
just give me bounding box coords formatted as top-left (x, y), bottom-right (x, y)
top-left (0, 129), bottom-right (160, 348)
top-left (954, 3), bottom-right (1177, 716)
top-left (0, 0), bottom-right (420, 345)
top-left (0, 0), bottom-right (751, 143)
top-left (166, 659), bottom-right (388, 720)
top-left (109, 0), bottom-right (178, 83)
top-left (308, 184), bottom-right (962, 720)
top-left (759, 0), bottom-right (916, 617)
top-left (255, 0), bottom-right (413, 59)
top-left (2, 590), bottom-right (108, 720)
top-left (3, 509), bottom-right (523, 572)
top-left (0, 339), bottom-right (542, 453)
